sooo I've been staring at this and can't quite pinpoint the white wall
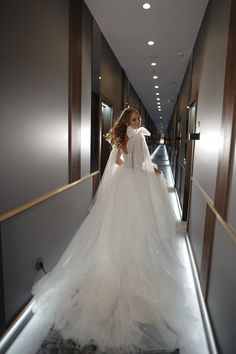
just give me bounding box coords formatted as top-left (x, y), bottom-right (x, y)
top-left (192, 0), bottom-right (231, 201)
top-left (0, 0), bottom-right (69, 214)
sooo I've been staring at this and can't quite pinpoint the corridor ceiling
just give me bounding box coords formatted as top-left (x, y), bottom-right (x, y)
top-left (84, 0), bottom-right (209, 133)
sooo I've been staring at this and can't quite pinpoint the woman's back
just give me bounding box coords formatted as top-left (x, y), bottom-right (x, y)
top-left (121, 126), bottom-right (152, 170)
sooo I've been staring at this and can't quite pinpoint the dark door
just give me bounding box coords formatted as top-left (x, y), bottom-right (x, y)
top-left (91, 92), bottom-right (100, 173)
top-left (101, 102), bottom-right (113, 174)
top-left (182, 101), bottom-right (197, 221)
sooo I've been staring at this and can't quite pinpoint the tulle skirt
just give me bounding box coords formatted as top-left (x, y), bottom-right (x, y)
top-left (32, 165), bottom-right (195, 352)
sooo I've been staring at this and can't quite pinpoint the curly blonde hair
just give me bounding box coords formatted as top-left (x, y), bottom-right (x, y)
top-left (106, 107), bottom-right (141, 147)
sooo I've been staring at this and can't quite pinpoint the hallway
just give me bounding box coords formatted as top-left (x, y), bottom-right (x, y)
top-left (4, 146), bottom-right (209, 354)
top-left (1, 0), bottom-right (236, 353)
top-left (151, 145), bottom-right (174, 190)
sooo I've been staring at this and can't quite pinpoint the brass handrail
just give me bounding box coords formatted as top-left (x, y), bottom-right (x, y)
top-left (178, 159), bottom-right (186, 169)
top-left (191, 177), bottom-right (236, 244)
top-left (0, 171), bottom-right (100, 222)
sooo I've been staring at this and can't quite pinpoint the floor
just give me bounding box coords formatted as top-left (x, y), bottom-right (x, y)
top-left (6, 145), bottom-right (210, 354)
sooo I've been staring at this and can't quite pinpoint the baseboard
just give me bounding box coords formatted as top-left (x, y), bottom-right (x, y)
top-left (185, 235), bottom-right (218, 354)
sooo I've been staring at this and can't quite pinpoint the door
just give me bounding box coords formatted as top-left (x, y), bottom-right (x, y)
top-left (182, 100), bottom-right (198, 221)
top-left (101, 102), bottom-right (113, 175)
top-left (91, 92), bottom-right (100, 173)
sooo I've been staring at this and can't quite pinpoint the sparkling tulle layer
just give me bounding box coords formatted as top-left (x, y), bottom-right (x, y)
top-left (32, 166), bottom-right (196, 352)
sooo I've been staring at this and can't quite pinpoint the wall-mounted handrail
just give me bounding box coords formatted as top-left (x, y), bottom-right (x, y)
top-left (191, 177), bottom-right (236, 244)
top-left (177, 159), bottom-right (186, 169)
top-left (0, 171), bottom-right (100, 223)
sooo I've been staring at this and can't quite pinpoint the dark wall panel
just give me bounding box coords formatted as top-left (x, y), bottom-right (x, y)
top-left (92, 21), bottom-right (102, 97)
top-left (101, 38), bottom-right (122, 122)
top-left (191, 0), bottom-right (231, 201)
top-left (81, 3), bottom-right (92, 177)
top-left (188, 183), bottom-right (207, 272)
top-left (129, 85), bottom-right (140, 111)
top-left (207, 220), bottom-right (236, 353)
top-left (0, 0), bottom-right (69, 214)
top-left (228, 140), bottom-right (236, 232)
top-left (1, 179), bottom-right (92, 325)
top-left (140, 106), bottom-right (146, 124)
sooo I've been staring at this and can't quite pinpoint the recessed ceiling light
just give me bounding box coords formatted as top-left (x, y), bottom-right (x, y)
top-left (158, 109), bottom-right (161, 111)
top-left (143, 3), bottom-right (151, 9)
top-left (160, 117), bottom-right (162, 119)
top-left (148, 41), bottom-right (154, 46)
top-left (155, 93), bottom-right (159, 95)
top-left (151, 62), bottom-right (157, 66)
top-left (155, 85), bottom-right (159, 88)
top-left (157, 98), bottom-right (160, 100)
top-left (98, 76), bottom-right (102, 80)
top-left (153, 75), bottom-right (158, 79)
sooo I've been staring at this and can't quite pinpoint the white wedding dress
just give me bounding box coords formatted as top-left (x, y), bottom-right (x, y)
top-left (32, 127), bottom-right (195, 352)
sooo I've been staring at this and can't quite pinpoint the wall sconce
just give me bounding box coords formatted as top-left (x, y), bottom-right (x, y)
top-left (189, 132), bottom-right (200, 140)
top-left (189, 120), bottom-right (200, 140)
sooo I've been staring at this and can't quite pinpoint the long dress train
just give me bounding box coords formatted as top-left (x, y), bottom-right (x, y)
top-left (32, 126), bottom-right (196, 352)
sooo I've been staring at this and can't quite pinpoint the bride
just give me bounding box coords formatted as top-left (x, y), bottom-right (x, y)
top-left (32, 107), bottom-right (192, 352)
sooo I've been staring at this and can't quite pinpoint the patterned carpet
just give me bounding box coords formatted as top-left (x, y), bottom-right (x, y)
top-left (36, 329), bottom-right (180, 354)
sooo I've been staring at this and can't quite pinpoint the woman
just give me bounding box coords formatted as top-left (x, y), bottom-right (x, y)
top-left (33, 108), bottom-right (192, 353)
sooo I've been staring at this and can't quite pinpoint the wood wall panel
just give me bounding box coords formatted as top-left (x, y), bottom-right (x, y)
top-left (0, 0), bottom-right (69, 214)
top-left (101, 36), bottom-right (122, 120)
top-left (69, 0), bottom-right (82, 182)
top-left (81, 2), bottom-right (92, 177)
top-left (0, 226), bottom-right (5, 334)
top-left (129, 84), bottom-right (140, 111)
top-left (214, 0), bottom-right (236, 219)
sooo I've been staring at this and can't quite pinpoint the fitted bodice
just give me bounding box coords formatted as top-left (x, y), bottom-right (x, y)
top-left (122, 151), bottom-right (133, 169)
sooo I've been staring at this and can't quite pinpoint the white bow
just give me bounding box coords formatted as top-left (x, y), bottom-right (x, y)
top-left (127, 126), bottom-right (151, 138)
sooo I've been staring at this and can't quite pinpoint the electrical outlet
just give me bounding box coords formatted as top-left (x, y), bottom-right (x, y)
top-left (35, 257), bottom-right (47, 274)
top-left (35, 257), bottom-right (44, 271)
